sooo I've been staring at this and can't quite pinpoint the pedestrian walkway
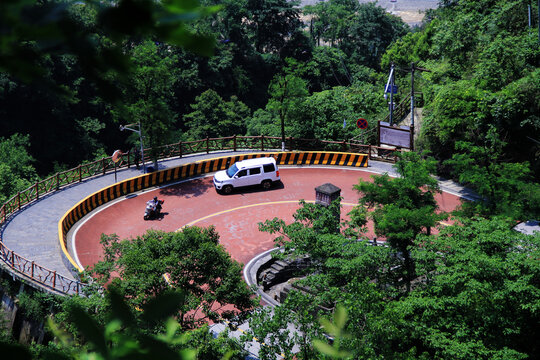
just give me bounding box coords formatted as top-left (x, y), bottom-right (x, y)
top-left (1, 151), bottom-right (476, 283)
top-left (1, 151), bottom-right (254, 280)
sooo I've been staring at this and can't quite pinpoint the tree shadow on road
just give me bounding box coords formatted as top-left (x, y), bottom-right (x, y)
top-left (158, 178), bottom-right (213, 199)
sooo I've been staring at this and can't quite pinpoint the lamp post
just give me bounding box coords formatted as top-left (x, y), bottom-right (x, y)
top-left (119, 122), bottom-right (146, 173)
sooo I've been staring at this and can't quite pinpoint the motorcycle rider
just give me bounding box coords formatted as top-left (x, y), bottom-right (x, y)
top-left (147, 196), bottom-right (161, 212)
top-left (144, 196), bottom-right (163, 220)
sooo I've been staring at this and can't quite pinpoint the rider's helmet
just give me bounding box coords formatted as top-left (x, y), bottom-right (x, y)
top-left (154, 196), bottom-right (158, 201)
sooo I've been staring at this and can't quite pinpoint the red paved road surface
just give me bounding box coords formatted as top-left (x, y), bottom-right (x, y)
top-left (74, 168), bottom-right (462, 268)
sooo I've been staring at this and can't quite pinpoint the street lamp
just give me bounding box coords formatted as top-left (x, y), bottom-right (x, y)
top-left (119, 122), bottom-right (146, 173)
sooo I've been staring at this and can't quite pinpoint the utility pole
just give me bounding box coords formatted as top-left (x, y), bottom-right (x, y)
top-left (410, 62), bottom-right (415, 128)
top-left (390, 62), bottom-right (395, 125)
top-left (528, 0), bottom-right (532, 32)
top-left (384, 62), bottom-right (396, 125)
top-left (120, 122), bottom-right (146, 174)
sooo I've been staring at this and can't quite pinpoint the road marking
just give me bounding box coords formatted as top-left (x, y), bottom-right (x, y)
top-left (179, 200), bottom-right (357, 229)
top-left (180, 200), bottom-right (452, 230)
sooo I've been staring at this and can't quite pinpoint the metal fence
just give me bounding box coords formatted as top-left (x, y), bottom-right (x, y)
top-left (0, 136), bottom-right (399, 295)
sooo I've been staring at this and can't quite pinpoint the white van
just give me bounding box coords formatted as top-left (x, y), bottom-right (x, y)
top-left (213, 157), bottom-right (280, 194)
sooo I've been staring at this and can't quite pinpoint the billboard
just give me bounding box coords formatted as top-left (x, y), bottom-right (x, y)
top-left (378, 121), bottom-right (413, 149)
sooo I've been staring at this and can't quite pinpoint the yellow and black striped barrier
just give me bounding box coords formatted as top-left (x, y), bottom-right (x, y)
top-left (59, 151), bottom-right (368, 271)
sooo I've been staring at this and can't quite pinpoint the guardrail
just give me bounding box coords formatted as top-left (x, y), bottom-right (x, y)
top-left (0, 136), bottom-right (397, 295)
top-left (380, 91), bottom-right (423, 125)
top-left (0, 243), bottom-right (82, 295)
top-left (59, 151), bottom-right (369, 273)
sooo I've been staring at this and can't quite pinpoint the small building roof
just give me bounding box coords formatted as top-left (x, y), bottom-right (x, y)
top-left (315, 183), bottom-right (341, 195)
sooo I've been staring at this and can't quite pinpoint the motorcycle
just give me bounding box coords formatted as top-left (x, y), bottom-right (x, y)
top-left (144, 199), bottom-right (164, 220)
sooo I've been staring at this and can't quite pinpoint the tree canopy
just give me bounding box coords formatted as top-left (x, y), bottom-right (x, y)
top-left (251, 166), bottom-right (539, 359)
top-left (1, 0), bottom-right (539, 358)
top-left (90, 227), bottom-right (256, 329)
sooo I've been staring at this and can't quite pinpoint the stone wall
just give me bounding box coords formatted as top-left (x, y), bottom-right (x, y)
top-left (0, 268), bottom-right (48, 345)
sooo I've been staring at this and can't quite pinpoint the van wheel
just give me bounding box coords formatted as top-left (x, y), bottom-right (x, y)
top-left (261, 180), bottom-right (272, 190)
top-left (222, 185), bottom-right (233, 194)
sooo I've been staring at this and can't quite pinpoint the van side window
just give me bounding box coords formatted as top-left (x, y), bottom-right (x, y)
top-left (263, 163), bottom-right (275, 173)
top-left (237, 170), bottom-right (247, 177)
top-left (249, 167), bottom-right (261, 175)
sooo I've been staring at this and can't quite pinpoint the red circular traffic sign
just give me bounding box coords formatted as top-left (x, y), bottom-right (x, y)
top-left (356, 118), bottom-right (368, 129)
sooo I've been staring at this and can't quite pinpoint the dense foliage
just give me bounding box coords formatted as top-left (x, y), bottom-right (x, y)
top-left (0, 0), bottom-right (405, 178)
top-left (251, 156), bottom-right (540, 359)
top-left (382, 1), bottom-right (539, 180)
top-left (1, 0), bottom-right (539, 358)
top-left (1, 0), bottom-right (537, 216)
top-left (91, 227), bottom-right (256, 328)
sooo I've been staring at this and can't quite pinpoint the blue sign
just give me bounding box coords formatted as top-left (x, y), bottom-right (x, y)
top-left (385, 84), bottom-right (398, 94)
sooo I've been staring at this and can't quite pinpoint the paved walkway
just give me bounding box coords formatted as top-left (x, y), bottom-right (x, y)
top-left (1, 151), bottom-right (257, 280)
top-left (1, 151), bottom-right (476, 282)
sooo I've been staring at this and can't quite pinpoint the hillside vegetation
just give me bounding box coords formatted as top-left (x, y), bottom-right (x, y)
top-left (0, 0), bottom-right (539, 359)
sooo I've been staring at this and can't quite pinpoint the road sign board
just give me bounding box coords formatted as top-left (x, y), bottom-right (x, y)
top-left (356, 118), bottom-right (368, 129)
top-left (384, 84), bottom-right (398, 94)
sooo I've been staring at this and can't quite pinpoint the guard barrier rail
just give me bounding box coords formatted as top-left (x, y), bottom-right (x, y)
top-left (0, 136), bottom-right (386, 295)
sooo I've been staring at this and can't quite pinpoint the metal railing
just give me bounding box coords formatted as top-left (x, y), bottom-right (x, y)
top-left (0, 242), bottom-right (82, 295)
top-left (382, 91), bottom-right (424, 125)
top-left (0, 136), bottom-right (399, 295)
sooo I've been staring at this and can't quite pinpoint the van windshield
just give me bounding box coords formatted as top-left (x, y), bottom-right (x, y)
top-left (226, 163), bottom-right (238, 178)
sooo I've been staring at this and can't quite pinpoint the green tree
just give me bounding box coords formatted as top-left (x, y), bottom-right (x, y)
top-left (245, 108), bottom-right (280, 137)
top-left (473, 34), bottom-right (537, 91)
top-left (90, 227), bottom-right (256, 330)
top-left (446, 127), bottom-right (540, 219)
top-left (354, 152), bottom-right (447, 291)
top-left (266, 72), bottom-right (308, 150)
top-left (0, 134), bottom-right (37, 204)
top-left (246, 0), bottom-right (302, 53)
top-left (201, 0), bottom-right (251, 53)
top-left (1, 287), bottom-right (248, 359)
top-left (255, 201), bottom-right (539, 359)
top-left (253, 199), bottom-right (399, 359)
top-left (0, 0), bottom-right (217, 99)
top-left (344, 3), bottom-right (409, 69)
top-left (244, 66), bottom-right (308, 141)
top-left (387, 217), bottom-right (540, 359)
top-left (0, 133), bottom-right (37, 182)
top-left (306, 1), bottom-right (408, 69)
top-left (491, 69), bottom-right (540, 175)
top-left (304, 0), bottom-right (359, 47)
top-left (419, 80), bottom-right (493, 164)
top-left (287, 84), bottom-right (384, 144)
top-left (0, 0), bottom-right (219, 174)
top-left (293, 47), bottom-right (352, 92)
top-left (381, 21), bottom-right (437, 70)
top-left (246, 291), bottom-right (323, 360)
top-left (184, 89), bottom-right (250, 139)
top-left (115, 41), bottom-right (179, 169)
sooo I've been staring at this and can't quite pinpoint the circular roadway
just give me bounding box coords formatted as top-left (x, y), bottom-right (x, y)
top-left (72, 167), bottom-right (462, 270)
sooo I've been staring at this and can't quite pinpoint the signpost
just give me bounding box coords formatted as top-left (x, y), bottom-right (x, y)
top-left (378, 121), bottom-right (414, 150)
top-left (384, 84), bottom-right (398, 94)
top-left (112, 150), bottom-right (122, 183)
top-left (385, 63), bottom-right (396, 125)
top-left (356, 118), bottom-right (368, 129)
